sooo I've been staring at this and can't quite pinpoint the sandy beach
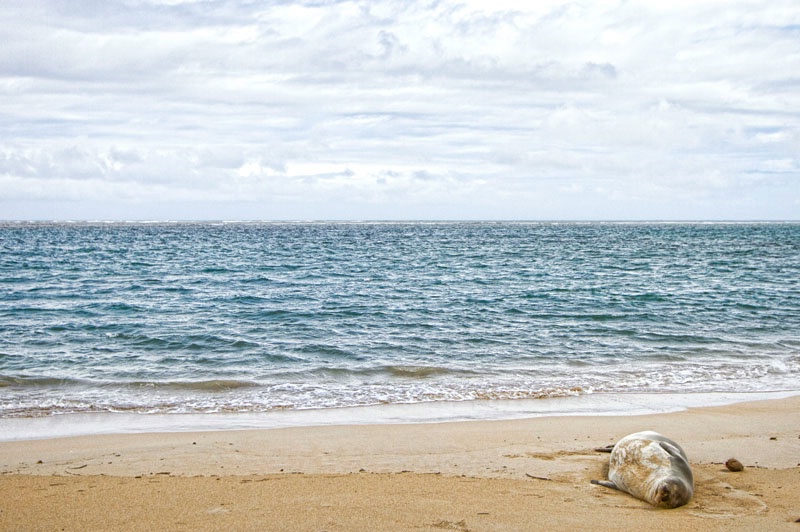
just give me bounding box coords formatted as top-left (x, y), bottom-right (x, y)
top-left (2, 395), bottom-right (799, 531)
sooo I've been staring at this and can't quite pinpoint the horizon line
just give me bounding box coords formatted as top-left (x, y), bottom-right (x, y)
top-left (2, 219), bottom-right (799, 224)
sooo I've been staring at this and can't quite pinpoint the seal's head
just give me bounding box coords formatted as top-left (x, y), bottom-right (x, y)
top-left (655, 477), bottom-right (692, 509)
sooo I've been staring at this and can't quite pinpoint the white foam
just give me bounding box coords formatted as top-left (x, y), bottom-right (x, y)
top-left (2, 390), bottom-right (798, 442)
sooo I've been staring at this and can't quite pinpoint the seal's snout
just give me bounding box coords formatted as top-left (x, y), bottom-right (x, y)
top-left (657, 478), bottom-right (691, 509)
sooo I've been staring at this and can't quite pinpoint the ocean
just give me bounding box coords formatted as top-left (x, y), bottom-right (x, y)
top-left (1, 221), bottom-right (798, 437)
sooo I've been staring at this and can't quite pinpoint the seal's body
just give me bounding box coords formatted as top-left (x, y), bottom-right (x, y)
top-left (592, 431), bottom-right (694, 508)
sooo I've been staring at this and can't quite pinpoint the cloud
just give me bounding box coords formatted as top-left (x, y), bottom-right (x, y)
top-left (1, 0), bottom-right (799, 220)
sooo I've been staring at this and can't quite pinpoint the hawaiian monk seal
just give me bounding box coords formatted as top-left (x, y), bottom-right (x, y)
top-left (591, 430), bottom-right (694, 508)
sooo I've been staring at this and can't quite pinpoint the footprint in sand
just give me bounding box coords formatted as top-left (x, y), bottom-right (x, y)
top-left (686, 470), bottom-right (767, 519)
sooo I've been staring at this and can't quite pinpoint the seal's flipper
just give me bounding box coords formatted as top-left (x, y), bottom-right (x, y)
top-left (658, 441), bottom-right (684, 459)
top-left (590, 479), bottom-right (618, 490)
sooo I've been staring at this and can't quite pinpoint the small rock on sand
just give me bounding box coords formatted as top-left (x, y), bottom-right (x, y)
top-left (725, 458), bottom-right (744, 472)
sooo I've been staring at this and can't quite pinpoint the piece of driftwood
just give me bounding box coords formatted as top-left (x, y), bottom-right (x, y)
top-left (525, 473), bottom-right (552, 481)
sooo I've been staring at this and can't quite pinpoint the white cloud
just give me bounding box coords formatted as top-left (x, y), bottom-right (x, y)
top-left (0, 0), bottom-right (798, 220)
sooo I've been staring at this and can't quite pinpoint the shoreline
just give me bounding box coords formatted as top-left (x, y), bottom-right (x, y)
top-left (3, 389), bottom-right (799, 443)
top-left (3, 395), bottom-right (799, 530)
top-left (2, 395), bottom-right (799, 530)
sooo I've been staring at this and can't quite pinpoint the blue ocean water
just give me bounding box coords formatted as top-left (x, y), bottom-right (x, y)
top-left (1, 221), bottom-right (798, 419)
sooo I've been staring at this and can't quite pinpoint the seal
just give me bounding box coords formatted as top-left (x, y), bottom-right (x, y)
top-left (591, 430), bottom-right (694, 508)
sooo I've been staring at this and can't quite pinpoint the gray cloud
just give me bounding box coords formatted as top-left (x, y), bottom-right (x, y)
top-left (1, 0), bottom-right (798, 220)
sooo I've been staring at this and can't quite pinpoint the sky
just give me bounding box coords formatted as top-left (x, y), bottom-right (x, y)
top-left (1, 0), bottom-right (799, 221)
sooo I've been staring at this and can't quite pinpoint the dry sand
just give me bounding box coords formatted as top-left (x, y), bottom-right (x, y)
top-left (1, 395), bottom-right (799, 531)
